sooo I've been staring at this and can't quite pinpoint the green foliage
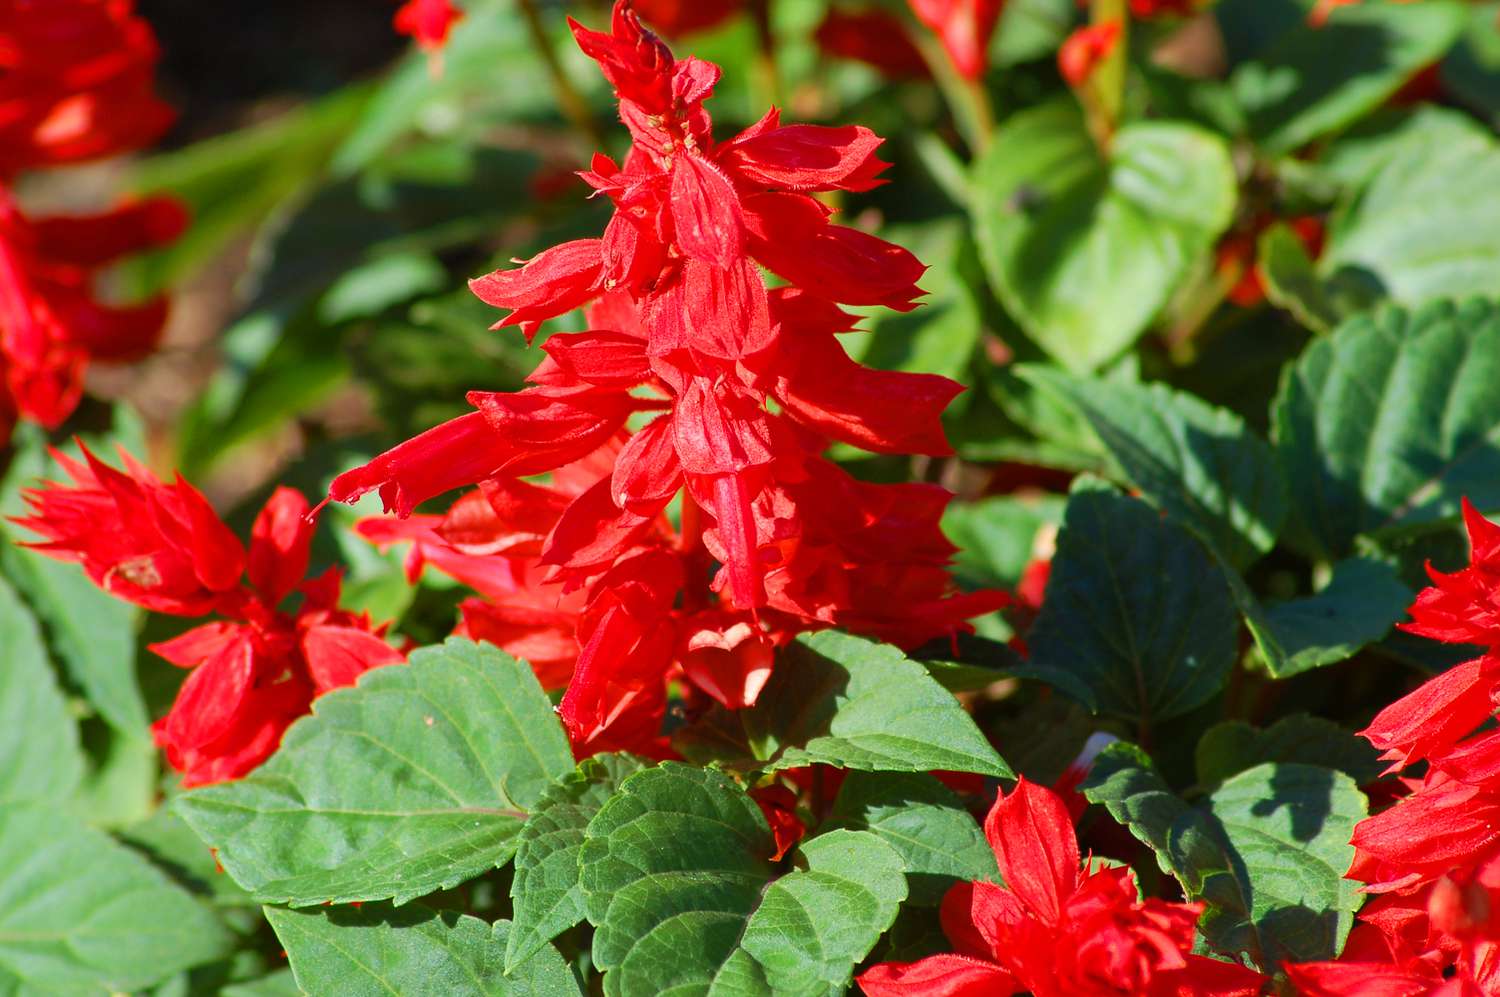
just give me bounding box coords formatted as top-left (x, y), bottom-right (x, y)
top-left (176, 639), bottom-right (573, 906)
top-left (741, 632), bottom-right (1012, 778)
top-left (267, 905), bottom-right (582, 997)
top-left (0, 575), bottom-right (83, 806)
top-left (0, 805), bottom-right (232, 992)
top-left (973, 102), bottom-right (1236, 371)
top-left (1027, 480), bottom-right (1237, 726)
top-left (579, 764), bottom-right (905, 996)
top-left (1082, 745), bottom-right (1367, 969)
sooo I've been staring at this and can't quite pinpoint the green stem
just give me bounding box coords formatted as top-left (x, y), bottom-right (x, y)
top-left (913, 32), bottom-right (994, 154)
top-left (749, 0), bottom-right (783, 110)
top-left (1085, 0), bottom-right (1129, 151)
top-left (516, 0), bottom-right (603, 148)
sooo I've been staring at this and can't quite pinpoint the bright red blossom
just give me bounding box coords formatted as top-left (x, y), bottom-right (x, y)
top-left (1058, 20), bottom-right (1122, 88)
top-left (392, 0), bottom-right (462, 52)
top-left (814, 9), bottom-right (931, 81)
top-left (16, 448), bottom-right (402, 786)
top-left (0, 0), bottom-right (183, 438)
top-left (906, 0), bottom-right (1004, 81)
top-left (857, 779), bottom-right (1267, 996)
top-left (337, 1), bottom-right (1003, 756)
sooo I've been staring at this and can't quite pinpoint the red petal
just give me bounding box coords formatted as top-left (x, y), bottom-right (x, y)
top-left (611, 415), bottom-right (683, 516)
top-left (149, 621), bottom-right (241, 668)
top-left (162, 630), bottom-right (257, 752)
top-left (983, 778), bottom-right (1080, 925)
top-left (248, 487), bottom-right (313, 607)
top-left (534, 330), bottom-right (651, 389)
top-left (857, 954), bottom-right (1019, 996)
top-left (720, 122), bottom-right (888, 193)
top-left (300, 625), bottom-right (403, 695)
top-left (670, 153), bottom-right (744, 269)
top-left (329, 411), bottom-right (517, 517)
top-left (469, 239), bottom-right (602, 341)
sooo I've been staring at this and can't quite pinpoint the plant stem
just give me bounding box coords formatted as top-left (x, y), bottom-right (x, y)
top-left (912, 32), bottom-right (994, 155)
top-left (516, 0), bottom-right (603, 148)
top-left (1085, 0), bottom-right (1129, 151)
top-left (749, 0), bottom-right (782, 110)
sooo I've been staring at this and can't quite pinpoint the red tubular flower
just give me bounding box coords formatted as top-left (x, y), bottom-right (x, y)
top-left (0, 0), bottom-right (182, 437)
top-left (1059, 20), bottom-right (1122, 88)
top-left (336, 0), bottom-right (1002, 756)
top-left (16, 454), bottom-right (403, 786)
top-left (906, 0), bottom-right (1005, 81)
top-left (1400, 499), bottom-right (1500, 647)
top-left (393, 0), bottom-right (462, 55)
top-left (814, 9), bottom-right (931, 81)
top-left (858, 779), bottom-right (1267, 996)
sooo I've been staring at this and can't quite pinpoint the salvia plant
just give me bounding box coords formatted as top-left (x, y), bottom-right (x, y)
top-left (4, 0), bottom-right (1500, 995)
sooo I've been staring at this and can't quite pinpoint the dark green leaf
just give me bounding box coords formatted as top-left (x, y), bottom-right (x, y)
top-left (267, 904), bottom-right (581, 997)
top-left (824, 771), bottom-right (997, 905)
top-left (176, 638), bottom-right (573, 906)
top-left (0, 575), bottom-right (82, 806)
top-left (1257, 557), bottom-right (1413, 677)
top-left (1028, 480), bottom-right (1238, 726)
top-left (0, 805), bottom-right (231, 992)
top-left (1196, 715), bottom-right (1384, 788)
top-left (1018, 367), bottom-right (1288, 569)
top-left (1234, 3), bottom-right (1467, 155)
top-left (507, 754), bottom-right (645, 972)
top-left (972, 102), bottom-right (1235, 371)
top-left (1273, 299), bottom-right (1500, 558)
top-left (743, 632), bottom-right (1012, 778)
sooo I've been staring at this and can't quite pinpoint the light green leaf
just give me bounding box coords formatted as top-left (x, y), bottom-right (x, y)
top-left (267, 905), bottom-right (580, 997)
top-left (1234, 2), bottom-right (1467, 155)
top-left (1257, 557), bottom-right (1413, 677)
top-left (1272, 299), bottom-right (1500, 559)
top-left (1258, 222), bottom-right (1342, 333)
top-left (1082, 747), bottom-right (1367, 969)
top-left (579, 765), bottom-right (904, 997)
top-left (0, 805), bottom-right (231, 992)
top-left (0, 575), bottom-right (82, 806)
top-left (973, 102), bottom-right (1235, 371)
top-left (824, 771), bottom-right (997, 905)
top-left (1321, 130), bottom-right (1500, 307)
top-left (1017, 366), bottom-right (1288, 570)
top-left (221, 968), bottom-right (303, 997)
top-left (176, 638), bottom-right (573, 906)
top-left (1028, 480), bottom-right (1237, 726)
top-left (942, 494), bottom-right (1064, 589)
top-left (507, 754), bottom-right (645, 972)
top-left (1196, 715), bottom-right (1384, 788)
top-left (743, 632), bottom-right (1012, 778)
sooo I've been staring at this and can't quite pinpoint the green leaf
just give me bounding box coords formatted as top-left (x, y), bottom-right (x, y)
top-left (972, 102), bottom-right (1235, 371)
top-left (824, 771), bottom-right (997, 905)
top-left (1256, 557), bottom-right (1413, 677)
top-left (1233, 2), bottom-right (1467, 155)
top-left (1258, 222), bottom-right (1343, 334)
top-left (119, 810), bottom-right (255, 908)
top-left (1273, 299), bottom-right (1500, 558)
top-left (267, 904), bottom-right (581, 997)
top-left (507, 754), bottom-right (646, 972)
top-left (0, 804), bottom-right (231, 992)
top-left (176, 638), bottom-right (573, 906)
top-left (1188, 763), bottom-right (1367, 966)
top-left (1196, 715), bottom-right (1384, 788)
top-left (1320, 129), bottom-right (1500, 307)
top-left (742, 631), bottom-right (1012, 778)
top-left (222, 968), bottom-right (304, 997)
top-left (1316, 105), bottom-right (1490, 192)
top-left (1017, 367), bottom-right (1288, 570)
top-left (1082, 747), bottom-right (1367, 968)
top-left (0, 575), bottom-right (83, 806)
top-left (1027, 480), bottom-right (1237, 726)
top-left (942, 494), bottom-right (1064, 589)
top-left (579, 765), bottom-right (904, 997)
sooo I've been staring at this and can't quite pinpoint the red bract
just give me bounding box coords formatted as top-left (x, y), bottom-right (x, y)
top-left (16, 449), bottom-right (403, 786)
top-left (857, 779), bottom-right (1267, 996)
top-left (0, 0), bottom-right (182, 437)
top-left (393, 0), bottom-right (462, 52)
top-left (814, 9), bottom-right (931, 81)
top-left (906, 0), bottom-right (1004, 81)
top-left (338, 1), bottom-right (1003, 756)
top-left (1059, 20), bottom-right (1122, 88)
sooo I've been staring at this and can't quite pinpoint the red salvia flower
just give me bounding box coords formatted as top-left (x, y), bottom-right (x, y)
top-left (16, 448), bottom-right (403, 786)
top-left (0, 0), bottom-right (183, 438)
top-left (814, 9), bottom-right (931, 81)
top-left (393, 0), bottom-right (462, 52)
top-left (1058, 20), bottom-right (1122, 88)
top-left (337, 0), bottom-right (1004, 756)
top-left (906, 0), bottom-right (1005, 81)
top-left (857, 779), bottom-right (1268, 996)
top-left (1128, 0), bottom-right (1201, 17)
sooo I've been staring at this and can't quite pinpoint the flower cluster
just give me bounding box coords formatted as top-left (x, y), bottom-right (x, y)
top-left (15, 446), bottom-right (401, 786)
top-left (857, 778), bottom-right (1267, 996)
top-left (337, 0), bottom-right (1004, 756)
top-left (0, 0), bottom-right (184, 439)
top-left (1286, 499), bottom-right (1500, 992)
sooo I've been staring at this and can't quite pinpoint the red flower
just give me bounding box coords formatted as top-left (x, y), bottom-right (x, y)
top-left (1400, 499), bottom-right (1500, 647)
top-left (857, 779), bottom-right (1267, 996)
top-left (814, 9), bottom-right (930, 81)
top-left (906, 0), bottom-right (1004, 81)
top-left (1128, 0), bottom-right (1201, 17)
top-left (631, 0), bottom-right (742, 36)
top-left (1058, 20), bottom-right (1122, 88)
top-left (16, 451), bottom-right (403, 786)
top-left (334, 1), bottom-right (1003, 756)
top-left (393, 0), bottom-right (462, 52)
